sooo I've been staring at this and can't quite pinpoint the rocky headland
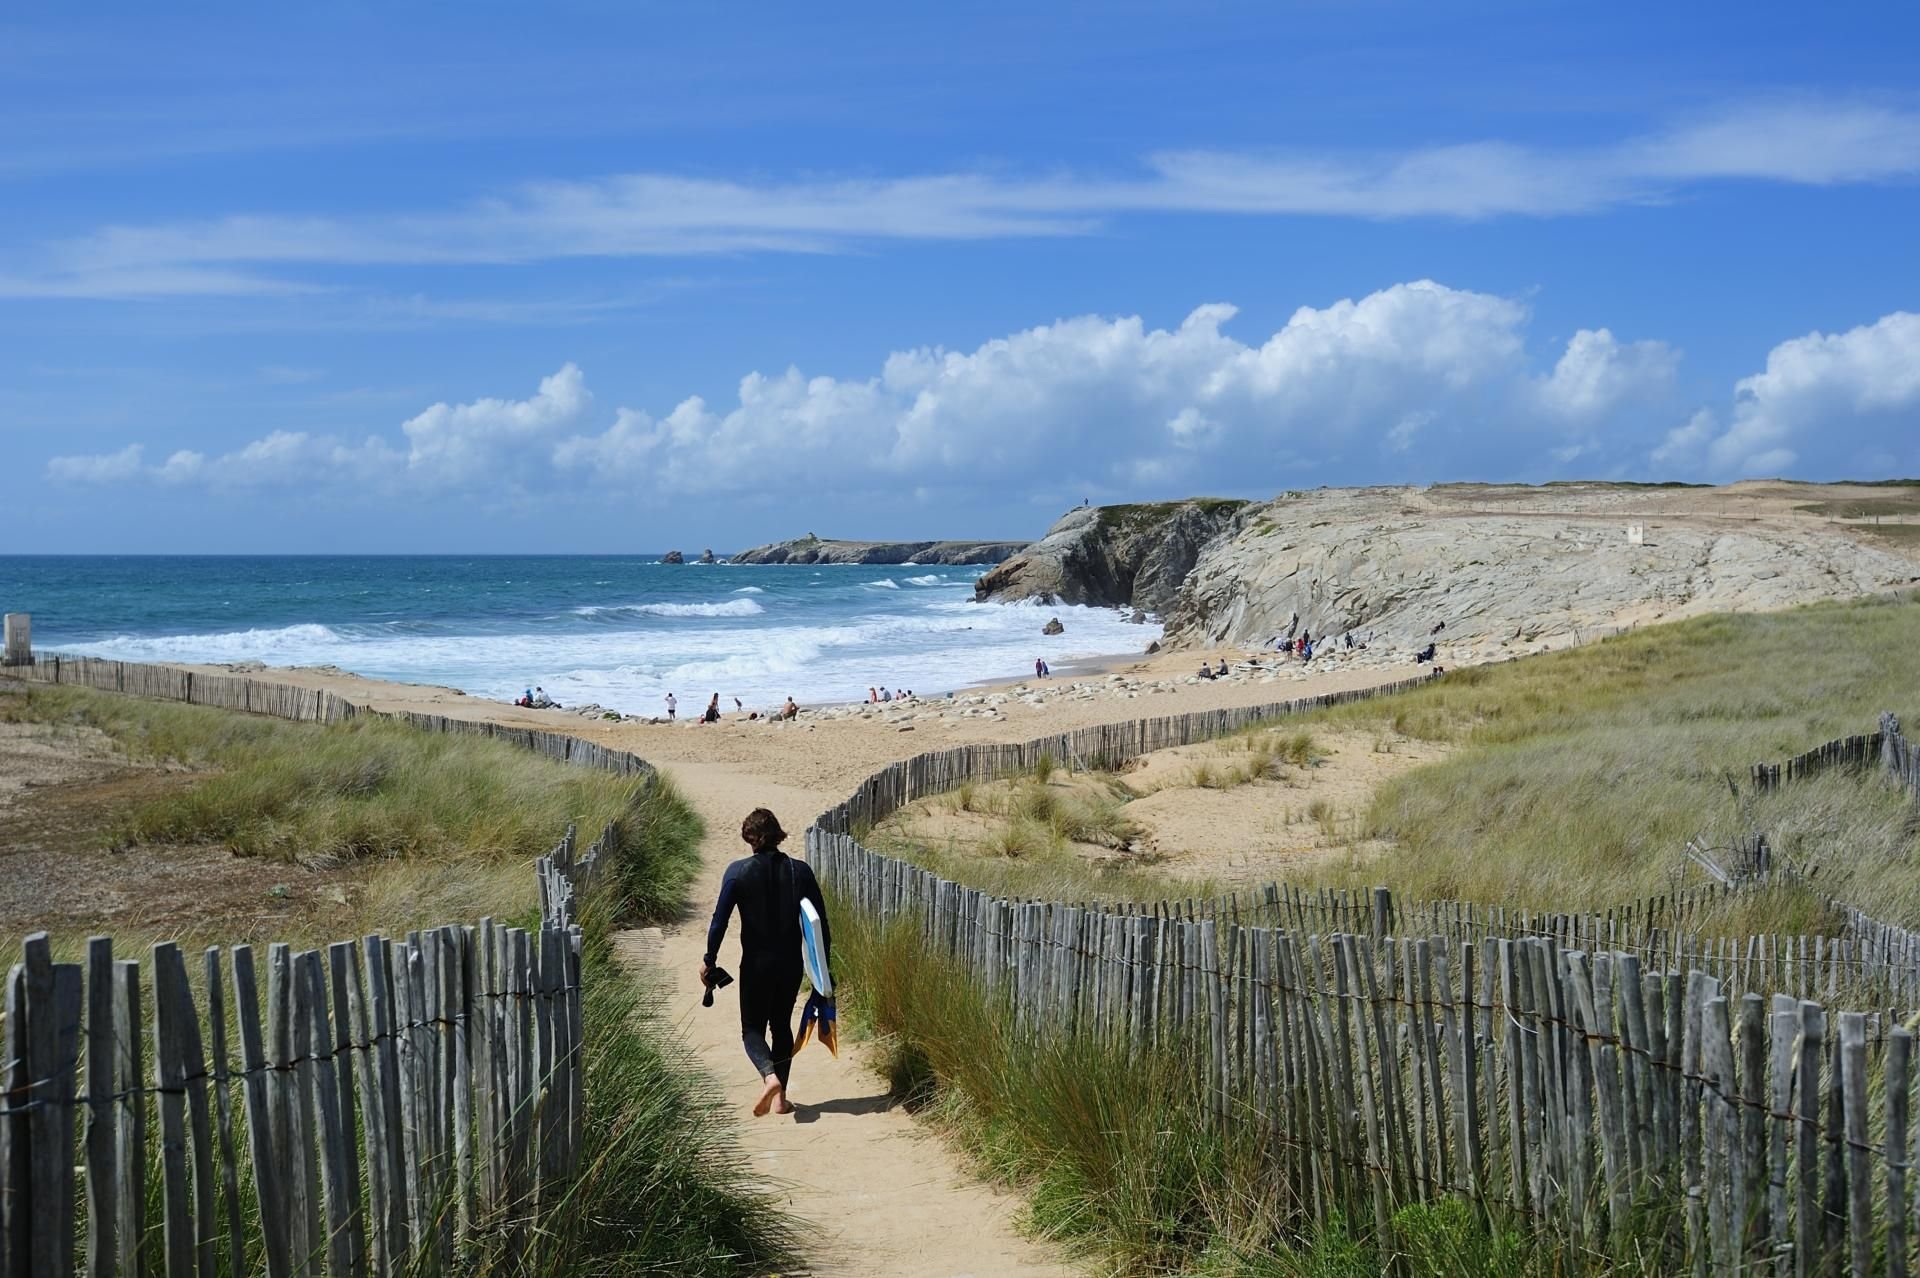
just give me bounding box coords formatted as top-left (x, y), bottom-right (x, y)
top-left (731, 534), bottom-right (1027, 566)
top-left (972, 499), bottom-right (1250, 611)
top-left (1163, 482), bottom-right (1920, 660)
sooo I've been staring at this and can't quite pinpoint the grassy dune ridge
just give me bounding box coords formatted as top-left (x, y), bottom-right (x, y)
top-left (2, 682), bottom-right (703, 939)
top-left (871, 594), bottom-right (1920, 932)
top-left (1317, 592), bottom-right (1920, 924)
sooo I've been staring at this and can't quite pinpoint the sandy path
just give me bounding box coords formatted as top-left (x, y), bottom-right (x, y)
top-left (619, 759), bottom-right (1075, 1278)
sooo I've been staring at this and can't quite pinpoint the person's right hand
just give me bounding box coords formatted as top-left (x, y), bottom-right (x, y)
top-left (698, 961), bottom-right (712, 986)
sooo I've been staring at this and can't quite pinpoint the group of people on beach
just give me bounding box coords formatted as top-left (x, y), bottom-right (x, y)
top-left (663, 691), bottom-right (800, 722)
top-left (514, 686), bottom-right (559, 709)
top-left (868, 687), bottom-right (913, 703)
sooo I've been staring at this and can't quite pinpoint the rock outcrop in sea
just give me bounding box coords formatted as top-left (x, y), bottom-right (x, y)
top-left (697, 548), bottom-right (716, 564)
top-left (660, 550), bottom-right (685, 564)
top-left (731, 535), bottom-right (1027, 566)
top-left (972, 500), bottom-right (1251, 611)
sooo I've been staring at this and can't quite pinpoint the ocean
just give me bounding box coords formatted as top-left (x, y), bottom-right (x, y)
top-left (0, 556), bottom-right (1160, 714)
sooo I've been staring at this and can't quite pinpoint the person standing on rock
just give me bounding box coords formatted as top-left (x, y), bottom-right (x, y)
top-left (701, 808), bottom-right (831, 1116)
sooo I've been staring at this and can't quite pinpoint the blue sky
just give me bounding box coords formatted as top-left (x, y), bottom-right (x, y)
top-left (5, 2), bottom-right (1919, 553)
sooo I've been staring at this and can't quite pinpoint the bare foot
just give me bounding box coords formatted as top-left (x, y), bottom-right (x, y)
top-left (752, 1075), bottom-right (783, 1117)
top-left (773, 1092), bottom-right (796, 1115)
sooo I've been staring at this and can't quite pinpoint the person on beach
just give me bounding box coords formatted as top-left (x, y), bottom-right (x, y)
top-left (868, 687), bottom-right (878, 704)
top-left (1035, 657), bottom-right (1045, 679)
top-left (665, 692), bottom-right (677, 720)
top-left (701, 808), bottom-right (831, 1116)
top-left (780, 696), bottom-right (799, 720)
top-left (704, 693), bottom-right (722, 723)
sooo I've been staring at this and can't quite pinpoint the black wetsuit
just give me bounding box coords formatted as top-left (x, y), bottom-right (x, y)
top-left (704, 848), bottom-right (831, 1085)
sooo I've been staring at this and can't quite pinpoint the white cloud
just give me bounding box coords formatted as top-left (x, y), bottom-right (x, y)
top-left (6, 98), bottom-right (1919, 297)
top-left (1651, 312), bottom-right (1920, 477)
top-left (399, 363), bottom-right (591, 485)
top-left (47, 443), bottom-right (146, 484)
top-left (1650, 409), bottom-right (1717, 469)
top-left (547, 282), bottom-right (1569, 496)
top-left (47, 367), bottom-right (586, 491)
top-left (1533, 328), bottom-right (1680, 422)
top-left (64, 282), bottom-right (1665, 497)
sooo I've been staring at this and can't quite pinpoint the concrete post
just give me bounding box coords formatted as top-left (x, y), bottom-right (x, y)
top-left (3, 613), bottom-right (29, 665)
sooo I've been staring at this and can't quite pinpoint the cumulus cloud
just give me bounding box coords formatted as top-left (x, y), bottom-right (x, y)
top-left (46, 444), bottom-right (147, 484)
top-left (6, 98), bottom-right (1919, 297)
top-left (1533, 328), bottom-right (1680, 422)
top-left (46, 367), bottom-right (589, 492)
top-left (1650, 312), bottom-right (1920, 477)
top-left (52, 282), bottom-right (1691, 499)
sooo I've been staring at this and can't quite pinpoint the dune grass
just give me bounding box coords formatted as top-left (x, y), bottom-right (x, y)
top-left (1, 682), bottom-right (702, 941)
top-left (872, 593), bottom-right (1920, 937)
top-left (1296, 593), bottom-right (1920, 925)
top-left (840, 910), bottom-right (1678, 1277)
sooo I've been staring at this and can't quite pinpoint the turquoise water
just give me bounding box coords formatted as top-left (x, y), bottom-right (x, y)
top-left (0, 556), bottom-right (1156, 713)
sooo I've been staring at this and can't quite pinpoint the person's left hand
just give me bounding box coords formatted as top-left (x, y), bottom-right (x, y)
top-left (698, 961), bottom-right (712, 986)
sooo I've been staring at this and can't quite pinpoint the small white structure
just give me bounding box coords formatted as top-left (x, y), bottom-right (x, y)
top-left (1627, 525), bottom-right (1644, 546)
top-left (2, 613), bottom-right (28, 665)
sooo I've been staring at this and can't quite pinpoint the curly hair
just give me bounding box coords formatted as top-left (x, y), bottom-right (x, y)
top-left (741, 807), bottom-right (787, 851)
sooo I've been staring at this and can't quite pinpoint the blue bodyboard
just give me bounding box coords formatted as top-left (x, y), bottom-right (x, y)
top-left (796, 898), bottom-right (837, 1056)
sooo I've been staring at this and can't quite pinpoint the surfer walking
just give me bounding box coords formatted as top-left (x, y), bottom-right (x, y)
top-left (701, 808), bottom-right (832, 1116)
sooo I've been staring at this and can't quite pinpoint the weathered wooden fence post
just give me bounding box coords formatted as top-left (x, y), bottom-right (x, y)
top-left (1, 614), bottom-right (27, 666)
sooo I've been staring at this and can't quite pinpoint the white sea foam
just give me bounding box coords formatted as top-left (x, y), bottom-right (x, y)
top-left (905, 574), bottom-right (942, 586)
top-left (82, 623), bottom-right (348, 663)
top-left (731, 586), bottom-right (765, 594)
top-left (572, 599), bottom-right (765, 619)
top-left (70, 586), bottom-right (1156, 715)
top-left (866, 578), bottom-right (900, 589)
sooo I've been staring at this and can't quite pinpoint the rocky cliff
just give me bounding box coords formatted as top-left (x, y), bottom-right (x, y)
top-left (731, 535), bottom-right (1027, 566)
top-left (1161, 483), bottom-right (1920, 658)
top-left (972, 500), bottom-right (1251, 611)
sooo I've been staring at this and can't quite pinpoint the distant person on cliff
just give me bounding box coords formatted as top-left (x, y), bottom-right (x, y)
top-left (1215, 658), bottom-right (1228, 677)
top-left (702, 808), bottom-right (831, 1117)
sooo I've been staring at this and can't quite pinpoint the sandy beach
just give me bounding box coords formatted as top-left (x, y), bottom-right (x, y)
top-left (178, 647), bottom-right (1420, 800)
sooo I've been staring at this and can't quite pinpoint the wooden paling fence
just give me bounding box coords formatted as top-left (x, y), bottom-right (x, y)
top-left (0, 655), bottom-right (664, 1276)
top-left (1, 654), bottom-right (653, 779)
top-left (814, 828), bottom-right (1918, 1274)
top-left (0, 820), bottom-right (606, 1278)
top-left (809, 685), bottom-right (1920, 1273)
top-left (1752, 711), bottom-right (1919, 802)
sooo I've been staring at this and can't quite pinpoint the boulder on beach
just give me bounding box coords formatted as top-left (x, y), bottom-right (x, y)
top-left (1042, 617), bottom-right (1065, 636)
top-left (661, 550), bottom-right (685, 564)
